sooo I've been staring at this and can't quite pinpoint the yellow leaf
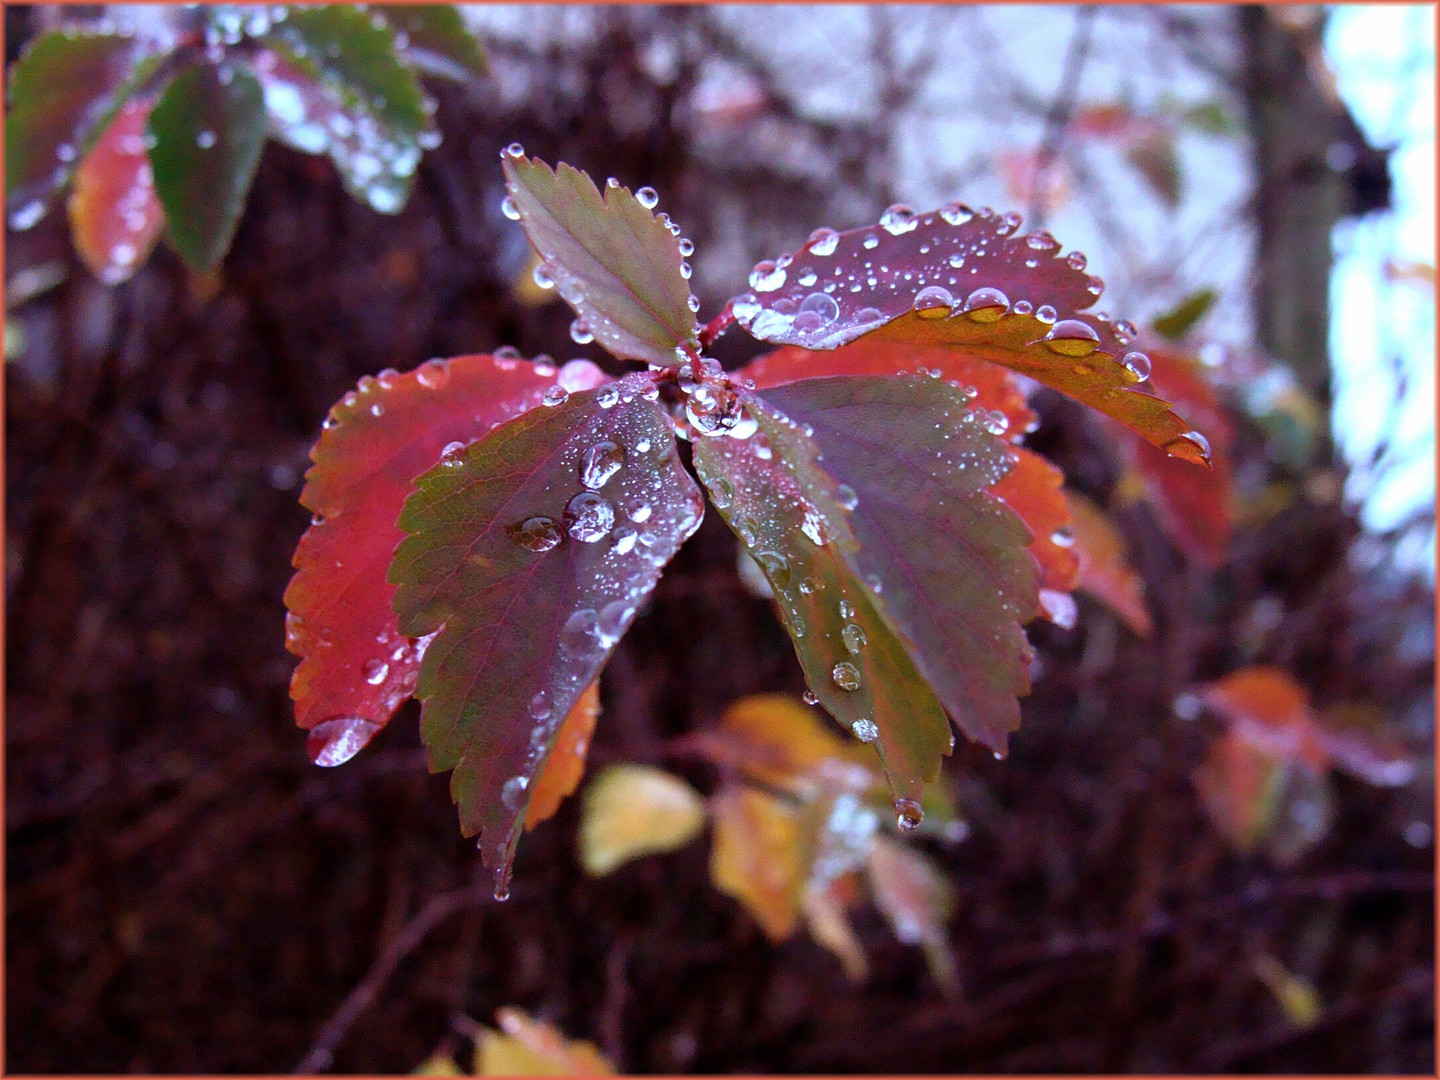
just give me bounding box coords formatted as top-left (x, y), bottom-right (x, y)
top-left (718, 693), bottom-right (875, 790)
top-left (475, 1008), bottom-right (615, 1076)
top-left (412, 1051), bottom-right (464, 1075)
top-left (1253, 955), bottom-right (1322, 1029)
top-left (578, 764), bottom-right (705, 877)
top-left (709, 783), bottom-right (806, 939)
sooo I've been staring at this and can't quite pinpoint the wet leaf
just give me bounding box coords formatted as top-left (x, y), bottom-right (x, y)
top-left (525, 681), bottom-right (600, 831)
top-left (1119, 342), bottom-right (1233, 566)
top-left (285, 355), bottom-right (607, 761)
top-left (709, 784), bottom-right (806, 938)
top-left (390, 375), bottom-right (704, 894)
top-left (66, 99), bottom-right (164, 285)
top-left (991, 448), bottom-right (1080, 598)
top-left (476, 1008), bottom-right (615, 1076)
top-left (501, 155), bottom-right (699, 366)
top-left (866, 837), bottom-right (959, 995)
top-left (752, 375), bottom-right (1038, 760)
top-left (373, 5), bottom-right (489, 81)
top-left (1194, 666), bottom-right (1328, 771)
top-left (5, 28), bottom-right (162, 228)
top-left (1065, 491), bottom-right (1152, 637)
top-left (147, 62), bottom-right (267, 272)
top-left (577, 764), bottom-right (705, 876)
top-left (728, 205), bottom-right (1208, 462)
top-left (1151, 287), bottom-right (1217, 341)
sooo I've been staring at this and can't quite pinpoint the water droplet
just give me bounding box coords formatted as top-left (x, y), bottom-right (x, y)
top-left (528, 691), bottom-right (551, 720)
top-left (963, 287), bottom-right (1010, 322)
top-left (196, 129), bottom-right (217, 149)
top-left (852, 718), bottom-right (879, 743)
top-left (1121, 351), bottom-right (1152, 381)
top-left (797, 269), bottom-right (818, 287)
top-left (1034, 304), bottom-right (1058, 325)
top-left (879, 203), bottom-right (918, 235)
top-left (679, 261), bottom-right (692, 280)
top-left (795, 291), bottom-right (840, 331)
top-left (841, 624), bottom-right (867, 654)
top-left (838, 599), bottom-right (856, 619)
top-left (1164, 430), bottom-right (1213, 465)
top-left (755, 550), bottom-right (791, 589)
top-left (416, 358), bottom-right (450, 389)
top-left (939, 201), bottom-right (974, 226)
top-left (504, 142), bottom-right (525, 158)
top-left (1039, 588), bottom-right (1077, 629)
top-left (688, 295), bottom-right (701, 313)
top-left (749, 260), bottom-right (786, 292)
top-left (1114, 319), bottom-right (1138, 344)
top-left (512, 516), bottom-right (562, 552)
top-left (831, 661), bottom-right (861, 691)
top-left (912, 285), bottom-right (955, 319)
top-left (1086, 275), bottom-right (1105, 297)
top-left (9, 200), bottom-right (46, 231)
top-left (835, 484), bottom-right (858, 511)
top-left (500, 194), bottom-right (520, 220)
top-left (1024, 230), bottom-right (1058, 251)
top-left (532, 263), bottom-right (554, 289)
top-left (542, 385), bottom-right (570, 407)
top-left (1042, 320), bottom-right (1100, 357)
top-left (1013, 299), bottom-right (1034, 316)
top-left (802, 690), bottom-right (820, 706)
top-left (1066, 251), bottom-right (1088, 271)
top-left (309, 716), bottom-right (382, 767)
top-left (362, 659), bottom-right (389, 685)
top-left (625, 498), bottom-right (653, 523)
top-left (678, 237), bottom-right (695, 257)
top-left (998, 211), bottom-right (1023, 236)
top-left (706, 476), bottom-right (733, 509)
top-left (798, 577), bottom-right (818, 595)
top-left (634, 185), bottom-right (659, 209)
top-left (862, 235), bottom-right (880, 251)
top-left (569, 319), bottom-right (594, 345)
top-left (807, 227), bottom-right (840, 256)
top-left (564, 492), bottom-right (615, 542)
top-left (501, 775), bottom-right (529, 810)
top-left (736, 516), bottom-right (759, 547)
top-left (894, 798), bottom-right (924, 831)
top-left (495, 345), bottom-right (522, 361)
top-left (56, 143), bottom-right (76, 163)
top-left (580, 440), bottom-right (624, 489)
top-left (982, 409), bottom-right (1009, 435)
top-left (1050, 526), bottom-right (1075, 548)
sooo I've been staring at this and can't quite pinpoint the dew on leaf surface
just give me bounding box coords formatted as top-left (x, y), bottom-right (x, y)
top-left (841, 623), bottom-right (867, 654)
top-left (1043, 319), bottom-right (1102, 357)
top-left (564, 492), bottom-right (615, 542)
top-left (1121, 351), bottom-right (1152, 381)
top-left (580, 441), bottom-right (625, 489)
top-left (361, 659), bottom-right (389, 685)
top-left (635, 186), bottom-right (659, 209)
top-left (963, 287), bottom-right (1009, 322)
top-left (309, 716), bottom-right (382, 767)
top-left (852, 718), bottom-right (879, 742)
top-left (416, 358), bottom-right (450, 389)
top-left (512, 516), bottom-right (563, 552)
top-left (831, 661), bottom-right (862, 691)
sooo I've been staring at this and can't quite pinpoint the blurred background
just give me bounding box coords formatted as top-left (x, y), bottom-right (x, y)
top-left (5, 3), bottom-right (1434, 1073)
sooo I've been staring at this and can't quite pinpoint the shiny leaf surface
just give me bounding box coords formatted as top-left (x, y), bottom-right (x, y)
top-left (66, 98), bottom-right (164, 285)
top-left (502, 155), bottom-right (699, 366)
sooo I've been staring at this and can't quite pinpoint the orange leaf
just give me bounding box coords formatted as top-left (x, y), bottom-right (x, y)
top-left (709, 784), bottom-right (805, 939)
top-left (1064, 491), bottom-right (1153, 637)
top-left (715, 693), bottom-right (873, 789)
top-left (525, 681), bottom-right (600, 831)
top-left (1193, 729), bottom-right (1282, 852)
top-left (66, 99), bottom-right (164, 285)
top-left (991, 447), bottom-right (1080, 598)
top-left (1195, 667), bottom-right (1328, 771)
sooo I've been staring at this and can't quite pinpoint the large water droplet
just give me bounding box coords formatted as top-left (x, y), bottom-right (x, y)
top-left (938, 201), bottom-right (974, 226)
top-left (841, 623), bottom-right (867, 654)
top-left (1024, 230), bottom-right (1059, 251)
top-left (706, 476), bottom-right (733, 509)
top-left (504, 142), bottom-right (525, 158)
top-left (912, 285), bottom-right (955, 319)
top-left (416, 358), bottom-right (450, 389)
top-left (831, 662), bottom-right (861, 691)
top-left (1164, 429), bottom-right (1213, 465)
top-left (879, 203), bottom-right (918, 235)
top-left (852, 718), bottom-right (879, 743)
top-left (749, 260), bottom-right (786, 292)
top-left (636, 186), bottom-right (659, 209)
top-left (532, 262), bottom-right (555, 290)
top-left (795, 291), bottom-right (839, 331)
top-left (1121, 351), bottom-right (1152, 381)
top-left (580, 440), bottom-right (624, 489)
top-left (512, 516), bottom-right (562, 552)
top-left (964, 287), bottom-right (1010, 323)
top-left (1066, 250), bottom-right (1088, 271)
top-left (808, 226), bottom-right (840, 256)
top-left (894, 797), bottom-right (924, 831)
top-left (754, 550), bottom-right (791, 589)
top-left (309, 716), bottom-right (382, 767)
top-left (500, 194), bottom-right (520, 220)
top-left (1044, 319), bottom-right (1100, 356)
top-left (542, 385), bottom-right (570, 407)
top-left (569, 319), bottom-right (594, 346)
top-left (565, 492), bottom-right (615, 542)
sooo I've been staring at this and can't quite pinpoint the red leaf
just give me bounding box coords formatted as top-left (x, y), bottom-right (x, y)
top-left (285, 355), bottom-right (607, 762)
top-left (501, 155), bottom-right (699, 366)
top-left (991, 447), bottom-right (1080, 598)
top-left (67, 99), bottom-right (164, 285)
top-left (729, 204), bottom-right (1209, 463)
top-left (1194, 667), bottom-right (1328, 771)
top-left (1064, 491), bottom-right (1153, 637)
top-left (390, 375), bottom-right (704, 896)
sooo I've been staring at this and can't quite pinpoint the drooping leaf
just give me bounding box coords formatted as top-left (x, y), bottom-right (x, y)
top-left (501, 155), bottom-right (699, 366)
top-left (728, 205), bottom-right (1209, 463)
top-left (577, 764), bottom-right (706, 876)
top-left (744, 375), bottom-right (1039, 761)
top-left (709, 783), bottom-right (806, 939)
top-left (475, 1008), bottom-right (615, 1076)
top-left (1065, 491), bottom-right (1153, 637)
top-left (1151, 287), bottom-right (1217, 342)
top-left (373, 5), bottom-right (488, 81)
top-left (1118, 342), bottom-right (1234, 566)
top-left (801, 878), bottom-right (869, 981)
top-left (147, 61), bottom-right (267, 272)
top-left (525, 680), bottom-right (600, 831)
top-left (66, 98), bottom-right (164, 285)
top-left (390, 375), bottom-right (705, 893)
top-left (285, 355), bottom-right (607, 762)
top-left (865, 837), bottom-right (959, 996)
top-left (5, 28), bottom-right (163, 228)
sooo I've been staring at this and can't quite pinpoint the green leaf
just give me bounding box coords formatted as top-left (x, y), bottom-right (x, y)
top-left (389, 374), bottom-right (704, 897)
top-left (729, 205), bottom-right (1211, 465)
top-left (5, 29), bottom-right (163, 227)
top-left (373, 5), bottom-right (488, 81)
top-left (501, 155), bottom-right (699, 366)
top-left (1151, 287), bottom-right (1217, 341)
top-left (147, 62), bottom-right (267, 272)
top-left (759, 375), bottom-right (1038, 755)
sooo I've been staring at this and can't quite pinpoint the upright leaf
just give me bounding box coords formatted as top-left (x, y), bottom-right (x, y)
top-left (373, 5), bottom-right (488, 81)
top-left (390, 375), bottom-right (704, 894)
top-left (1065, 491), bottom-right (1153, 637)
top-left (285, 355), bottom-right (607, 763)
top-left (5, 29), bottom-right (162, 228)
top-left (67, 99), bottom-right (164, 285)
top-left (147, 62), bottom-right (267, 272)
top-left (729, 205), bottom-right (1209, 462)
top-left (501, 155), bottom-right (699, 366)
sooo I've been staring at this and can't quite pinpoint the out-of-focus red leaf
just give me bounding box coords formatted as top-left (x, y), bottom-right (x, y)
top-left (1193, 729), bottom-right (1283, 853)
top-left (147, 61), bottom-right (268, 272)
top-left (1070, 103), bottom-right (1144, 139)
top-left (390, 375), bottom-right (704, 895)
top-left (285, 355), bottom-right (606, 763)
top-left (525, 680), bottom-right (600, 830)
top-left (1120, 342), bottom-right (1234, 566)
top-left (996, 147), bottom-right (1071, 217)
top-left (709, 783), bottom-right (806, 939)
top-left (66, 98), bottom-right (164, 285)
top-left (728, 204), bottom-right (1209, 464)
top-left (1065, 491), bottom-right (1153, 637)
top-left (991, 448), bottom-right (1080, 598)
top-left (1194, 667), bottom-right (1328, 771)
top-left (5, 28), bottom-right (162, 228)
top-left (866, 836), bottom-right (959, 996)
top-left (501, 155), bottom-right (699, 366)
top-left (1316, 705), bottom-right (1416, 788)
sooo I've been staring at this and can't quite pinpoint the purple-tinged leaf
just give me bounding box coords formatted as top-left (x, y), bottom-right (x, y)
top-left (730, 205), bottom-right (1209, 464)
top-left (389, 374), bottom-right (704, 896)
top-left (501, 155), bottom-right (699, 367)
top-left (66, 98), bottom-right (164, 285)
top-left (372, 5), bottom-right (488, 82)
top-left (5, 28), bottom-right (163, 229)
top-left (691, 388), bottom-right (954, 814)
top-left (147, 61), bottom-right (267, 272)
top-left (286, 355), bottom-right (608, 765)
top-left (758, 375), bottom-right (1038, 755)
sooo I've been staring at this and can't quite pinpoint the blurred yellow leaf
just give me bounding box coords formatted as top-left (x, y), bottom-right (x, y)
top-left (476, 1008), bottom-right (614, 1076)
top-left (526, 681), bottom-right (600, 831)
top-left (717, 693), bottom-right (875, 790)
top-left (709, 783), bottom-right (805, 939)
top-left (578, 764), bottom-right (705, 877)
top-left (1253, 955), bottom-right (1322, 1029)
top-left (512, 250), bottom-right (560, 307)
top-left (413, 1051), bottom-right (464, 1075)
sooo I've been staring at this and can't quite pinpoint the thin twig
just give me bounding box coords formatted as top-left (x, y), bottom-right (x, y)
top-left (1031, 6), bottom-right (1099, 229)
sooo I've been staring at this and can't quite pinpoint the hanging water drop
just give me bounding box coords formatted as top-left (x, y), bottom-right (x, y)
top-left (635, 186), bottom-right (659, 209)
top-left (1163, 429), bottom-right (1213, 465)
top-left (569, 319), bottom-right (594, 345)
top-left (894, 798), bottom-right (924, 831)
top-left (678, 237), bottom-right (694, 257)
top-left (852, 718), bottom-right (879, 743)
top-left (308, 715), bottom-right (382, 767)
top-left (504, 142), bottom-right (525, 158)
top-left (532, 263), bottom-right (555, 289)
top-left (802, 690), bottom-right (820, 706)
